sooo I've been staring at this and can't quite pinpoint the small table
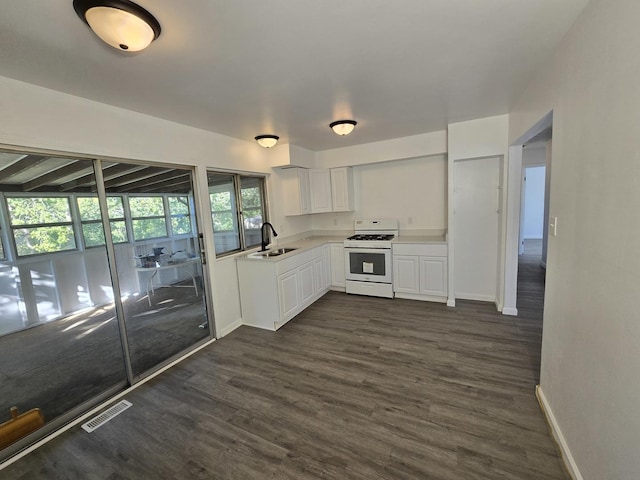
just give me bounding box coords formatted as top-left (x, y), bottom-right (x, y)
top-left (135, 258), bottom-right (200, 306)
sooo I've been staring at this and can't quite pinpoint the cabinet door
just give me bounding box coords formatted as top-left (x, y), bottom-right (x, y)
top-left (278, 270), bottom-right (300, 320)
top-left (322, 244), bottom-right (331, 290)
top-left (298, 262), bottom-right (316, 305)
top-left (308, 169), bottom-right (332, 213)
top-left (330, 243), bottom-right (345, 287)
top-left (330, 167), bottom-right (354, 212)
top-left (314, 257), bottom-right (324, 295)
top-left (298, 168), bottom-right (311, 214)
top-left (419, 256), bottom-right (448, 296)
top-left (393, 255), bottom-right (420, 294)
top-left (282, 168), bottom-right (311, 216)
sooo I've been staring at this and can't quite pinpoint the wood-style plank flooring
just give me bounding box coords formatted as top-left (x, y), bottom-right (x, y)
top-left (2, 265), bottom-right (565, 479)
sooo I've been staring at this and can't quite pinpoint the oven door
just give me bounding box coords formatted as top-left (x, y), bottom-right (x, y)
top-left (344, 247), bottom-right (392, 283)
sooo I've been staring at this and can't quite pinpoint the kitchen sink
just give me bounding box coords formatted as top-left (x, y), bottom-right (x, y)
top-left (258, 247), bottom-right (297, 257)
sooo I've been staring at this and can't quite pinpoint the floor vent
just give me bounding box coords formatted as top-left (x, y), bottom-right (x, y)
top-left (81, 400), bottom-right (132, 433)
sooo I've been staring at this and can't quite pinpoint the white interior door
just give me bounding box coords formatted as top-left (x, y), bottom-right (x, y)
top-left (453, 157), bottom-right (501, 302)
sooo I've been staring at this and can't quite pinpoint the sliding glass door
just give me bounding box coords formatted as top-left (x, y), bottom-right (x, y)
top-left (102, 161), bottom-right (211, 377)
top-left (0, 153), bottom-right (213, 457)
top-left (0, 155), bottom-right (128, 455)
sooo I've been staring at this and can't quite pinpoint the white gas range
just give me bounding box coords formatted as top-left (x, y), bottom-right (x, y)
top-left (344, 219), bottom-right (398, 298)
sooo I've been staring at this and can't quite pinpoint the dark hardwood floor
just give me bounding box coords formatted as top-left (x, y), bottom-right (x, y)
top-left (2, 271), bottom-right (564, 479)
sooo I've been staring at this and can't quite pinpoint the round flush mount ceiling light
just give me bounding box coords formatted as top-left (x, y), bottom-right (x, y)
top-left (73, 0), bottom-right (161, 52)
top-left (255, 135), bottom-right (279, 148)
top-left (330, 120), bottom-right (357, 136)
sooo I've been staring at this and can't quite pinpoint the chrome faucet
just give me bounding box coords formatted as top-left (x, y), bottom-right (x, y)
top-left (260, 222), bottom-right (278, 251)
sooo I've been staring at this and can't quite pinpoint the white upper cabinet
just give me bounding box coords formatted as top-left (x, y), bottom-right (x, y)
top-left (308, 169), bottom-right (332, 213)
top-left (282, 168), bottom-right (311, 216)
top-left (330, 167), bottom-right (354, 212)
top-left (281, 167), bottom-right (354, 215)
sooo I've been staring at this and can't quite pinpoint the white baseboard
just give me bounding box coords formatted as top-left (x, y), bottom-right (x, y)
top-left (217, 318), bottom-right (242, 337)
top-left (535, 385), bottom-right (583, 480)
top-left (394, 292), bottom-right (447, 303)
top-left (454, 293), bottom-right (496, 302)
top-left (502, 306), bottom-right (518, 316)
top-left (446, 298), bottom-right (455, 307)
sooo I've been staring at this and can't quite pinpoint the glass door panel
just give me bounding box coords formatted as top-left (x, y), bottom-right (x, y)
top-left (0, 155), bottom-right (127, 454)
top-left (103, 162), bottom-right (211, 378)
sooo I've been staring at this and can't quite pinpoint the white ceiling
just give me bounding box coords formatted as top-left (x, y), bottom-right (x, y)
top-left (0, 0), bottom-right (588, 151)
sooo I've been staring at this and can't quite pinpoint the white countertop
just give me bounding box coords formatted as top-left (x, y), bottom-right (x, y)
top-left (393, 234), bottom-right (447, 244)
top-left (238, 235), bottom-right (346, 262)
top-left (238, 233), bottom-right (447, 262)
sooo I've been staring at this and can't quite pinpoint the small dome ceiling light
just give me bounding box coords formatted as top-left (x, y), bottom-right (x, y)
top-left (330, 120), bottom-right (357, 136)
top-left (73, 0), bottom-right (161, 52)
top-left (255, 135), bottom-right (279, 148)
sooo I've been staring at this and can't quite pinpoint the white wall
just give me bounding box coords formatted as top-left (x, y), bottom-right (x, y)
top-left (311, 155), bottom-right (447, 233)
top-left (523, 166), bottom-right (545, 239)
top-left (315, 130), bottom-right (447, 169)
top-left (510, 0), bottom-right (640, 478)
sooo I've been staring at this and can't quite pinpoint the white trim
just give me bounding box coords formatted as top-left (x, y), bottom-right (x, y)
top-left (502, 306), bottom-right (518, 316)
top-left (217, 318), bottom-right (242, 337)
top-left (536, 385), bottom-right (583, 480)
top-left (446, 298), bottom-right (455, 307)
top-left (241, 321), bottom-right (276, 332)
top-left (0, 337), bottom-right (216, 471)
top-left (394, 292), bottom-right (447, 303)
top-left (454, 293), bottom-right (496, 302)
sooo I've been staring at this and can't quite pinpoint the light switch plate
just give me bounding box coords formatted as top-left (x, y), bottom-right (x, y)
top-left (550, 216), bottom-right (558, 236)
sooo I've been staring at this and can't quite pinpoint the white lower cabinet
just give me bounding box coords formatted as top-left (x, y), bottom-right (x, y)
top-left (298, 261), bottom-right (315, 304)
top-left (419, 256), bottom-right (447, 296)
top-left (277, 270), bottom-right (300, 319)
top-left (392, 243), bottom-right (448, 302)
top-left (393, 255), bottom-right (420, 294)
top-left (238, 245), bottom-right (331, 331)
top-left (329, 242), bottom-right (345, 289)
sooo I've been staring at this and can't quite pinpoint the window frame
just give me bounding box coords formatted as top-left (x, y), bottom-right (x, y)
top-left (127, 194), bottom-right (169, 242)
top-left (208, 172), bottom-right (268, 257)
top-left (167, 195), bottom-right (193, 237)
top-left (4, 194), bottom-right (79, 258)
top-left (76, 195), bottom-right (129, 248)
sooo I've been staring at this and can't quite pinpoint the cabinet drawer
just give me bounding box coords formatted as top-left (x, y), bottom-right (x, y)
top-left (276, 249), bottom-right (315, 274)
top-left (392, 243), bottom-right (447, 257)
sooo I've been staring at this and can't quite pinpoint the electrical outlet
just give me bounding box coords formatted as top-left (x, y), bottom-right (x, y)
top-left (408, 216), bottom-right (413, 225)
top-left (333, 218), bottom-right (338, 226)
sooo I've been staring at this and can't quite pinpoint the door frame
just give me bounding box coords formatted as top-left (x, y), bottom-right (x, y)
top-left (502, 111), bottom-right (553, 315)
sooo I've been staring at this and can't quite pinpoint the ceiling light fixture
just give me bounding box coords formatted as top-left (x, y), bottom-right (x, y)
top-left (73, 0), bottom-right (161, 52)
top-left (255, 135), bottom-right (279, 148)
top-left (330, 120), bottom-right (357, 136)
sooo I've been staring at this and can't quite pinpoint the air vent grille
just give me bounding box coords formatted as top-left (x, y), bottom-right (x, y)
top-left (81, 400), bottom-right (132, 433)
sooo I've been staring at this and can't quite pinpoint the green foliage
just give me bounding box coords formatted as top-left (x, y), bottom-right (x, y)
top-left (82, 221), bottom-right (127, 247)
top-left (210, 192), bottom-right (234, 231)
top-left (77, 196), bottom-right (128, 247)
top-left (129, 196), bottom-right (164, 217)
top-left (77, 196), bottom-right (125, 221)
top-left (241, 187), bottom-right (261, 208)
top-left (171, 217), bottom-right (192, 235)
top-left (7, 197), bottom-right (71, 225)
top-left (7, 197), bottom-right (75, 255)
top-left (14, 226), bottom-right (76, 256)
top-left (168, 196), bottom-right (189, 215)
top-left (132, 218), bottom-right (167, 240)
